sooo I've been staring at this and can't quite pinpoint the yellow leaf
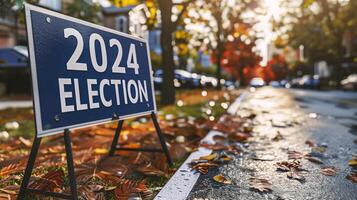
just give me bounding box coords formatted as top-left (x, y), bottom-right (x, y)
top-left (220, 155), bottom-right (233, 161)
top-left (213, 174), bottom-right (231, 184)
top-left (348, 159), bottom-right (357, 167)
top-left (95, 148), bottom-right (109, 155)
top-left (199, 153), bottom-right (217, 161)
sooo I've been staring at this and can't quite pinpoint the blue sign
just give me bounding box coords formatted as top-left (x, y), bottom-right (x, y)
top-left (25, 4), bottom-right (156, 137)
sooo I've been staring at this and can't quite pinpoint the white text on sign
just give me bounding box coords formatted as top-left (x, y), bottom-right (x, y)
top-left (58, 28), bottom-right (148, 113)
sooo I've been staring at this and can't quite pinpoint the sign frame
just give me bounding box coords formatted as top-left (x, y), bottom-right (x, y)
top-left (25, 3), bottom-right (157, 137)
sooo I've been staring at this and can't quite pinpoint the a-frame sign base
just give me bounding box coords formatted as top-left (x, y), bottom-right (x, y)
top-left (109, 112), bottom-right (173, 167)
top-left (17, 112), bottom-right (172, 200)
top-left (17, 129), bottom-right (78, 200)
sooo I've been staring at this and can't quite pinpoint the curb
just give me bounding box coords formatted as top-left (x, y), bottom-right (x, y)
top-left (154, 90), bottom-right (249, 200)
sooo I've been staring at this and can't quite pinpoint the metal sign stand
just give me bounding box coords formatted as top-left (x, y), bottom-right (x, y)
top-left (17, 129), bottom-right (78, 200)
top-left (109, 112), bottom-right (173, 166)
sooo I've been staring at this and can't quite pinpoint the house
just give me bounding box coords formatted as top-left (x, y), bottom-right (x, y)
top-left (102, 3), bottom-right (161, 55)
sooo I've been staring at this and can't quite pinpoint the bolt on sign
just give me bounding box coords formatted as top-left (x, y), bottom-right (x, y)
top-left (26, 4), bottom-right (156, 137)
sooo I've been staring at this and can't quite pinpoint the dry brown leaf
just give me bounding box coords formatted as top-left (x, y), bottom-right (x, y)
top-left (229, 132), bottom-right (251, 142)
top-left (169, 143), bottom-right (189, 161)
top-left (213, 135), bottom-right (226, 144)
top-left (28, 170), bottom-right (64, 192)
top-left (115, 179), bottom-right (152, 200)
top-left (305, 140), bottom-right (315, 147)
top-left (190, 162), bottom-right (218, 174)
top-left (0, 163), bottom-right (25, 177)
top-left (249, 177), bottom-right (272, 192)
top-left (272, 131), bottom-right (283, 141)
top-left (135, 165), bottom-right (167, 177)
top-left (19, 137), bottom-right (32, 148)
top-left (213, 174), bottom-right (232, 184)
top-left (346, 171), bottom-right (357, 183)
top-left (320, 166), bottom-right (337, 176)
top-left (276, 160), bottom-right (303, 172)
top-left (305, 156), bottom-right (323, 164)
top-left (287, 170), bottom-right (305, 181)
top-left (287, 151), bottom-right (304, 160)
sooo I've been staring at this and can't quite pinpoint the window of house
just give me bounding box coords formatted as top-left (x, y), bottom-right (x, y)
top-left (39, 0), bottom-right (61, 11)
top-left (115, 16), bottom-right (128, 33)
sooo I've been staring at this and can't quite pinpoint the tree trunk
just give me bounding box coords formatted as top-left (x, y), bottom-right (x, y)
top-left (158, 0), bottom-right (175, 105)
top-left (238, 65), bottom-right (245, 87)
top-left (214, 12), bottom-right (223, 90)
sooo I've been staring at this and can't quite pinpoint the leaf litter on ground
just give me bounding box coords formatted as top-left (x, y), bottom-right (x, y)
top-left (249, 177), bottom-right (272, 193)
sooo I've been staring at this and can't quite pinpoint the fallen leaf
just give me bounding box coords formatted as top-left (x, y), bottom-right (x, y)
top-left (218, 154), bottom-right (233, 162)
top-left (115, 179), bottom-right (152, 200)
top-left (135, 166), bottom-right (167, 177)
top-left (213, 174), bottom-right (232, 184)
top-left (305, 156), bottom-right (323, 164)
top-left (213, 135), bottom-right (226, 144)
top-left (287, 151), bottom-right (305, 160)
top-left (311, 146), bottom-right (326, 153)
top-left (19, 137), bottom-right (32, 147)
top-left (190, 162), bottom-right (218, 174)
top-left (348, 159), bottom-right (357, 167)
top-left (272, 131), bottom-right (283, 141)
top-left (305, 140), bottom-right (315, 147)
top-left (276, 160), bottom-right (303, 172)
top-left (320, 166), bottom-right (337, 176)
top-left (29, 170), bottom-right (64, 192)
top-left (249, 177), bottom-right (272, 192)
top-left (94, 148), bottom-right (109, 155)
top-left (346, 171), bottom-right (357, 183)
top-left (251, 154), bottom-right (275, 161)
top-left (229, 132), bottom-right (251, 142)
top-left (199, 153), bottom-right (218, 161)
top-left (287, 170), bottom-right (305, 181)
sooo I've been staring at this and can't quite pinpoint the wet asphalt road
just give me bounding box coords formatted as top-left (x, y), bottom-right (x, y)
top-left (188, 87), bottom-right (357, 200)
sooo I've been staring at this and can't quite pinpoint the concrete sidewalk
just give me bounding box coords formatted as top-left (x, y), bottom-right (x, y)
top-left (187, 87), bottom-right (357, 200)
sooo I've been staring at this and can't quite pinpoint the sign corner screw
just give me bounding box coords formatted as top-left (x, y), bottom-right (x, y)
top-left (46, 17), bottom-right (51, 23)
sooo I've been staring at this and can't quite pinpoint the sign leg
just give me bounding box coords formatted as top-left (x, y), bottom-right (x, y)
top-left (109, 120), bottom-right (124, 156)
top-left (151, 112), bottom-right (173, 167)
top-left (17, 137), bottom-right (42, 200)
top-left (63, 129), bottom-right (78, 200)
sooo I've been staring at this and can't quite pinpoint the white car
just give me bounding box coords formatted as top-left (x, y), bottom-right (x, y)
top-left (249, 77), bottom-right (265, 87)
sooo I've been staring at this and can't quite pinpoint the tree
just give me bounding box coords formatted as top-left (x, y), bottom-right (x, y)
top-left (189, 0), bottom-right (258, 88)
top-left (287, 0), bottom-right (357, 85)
top-left (220, 22), bottom-right (261, 85)
top-left (65, 0), bottom-right (101, 24)
top-left (157, 0), bottom-right (192, 105)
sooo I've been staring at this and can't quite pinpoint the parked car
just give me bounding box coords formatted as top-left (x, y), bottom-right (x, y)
top-left (299, 75), bottom-right (321, 89)
top-left (154, 69), bottom-right (198, 89)
top-left (249, 77), bottom-right (265, 87)
top-left (269, 81), bottom-right (281, 87)
top-left (341, 74), bottom-right (357, 91)
top-left (0, 46), bottom-right (31, 94)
